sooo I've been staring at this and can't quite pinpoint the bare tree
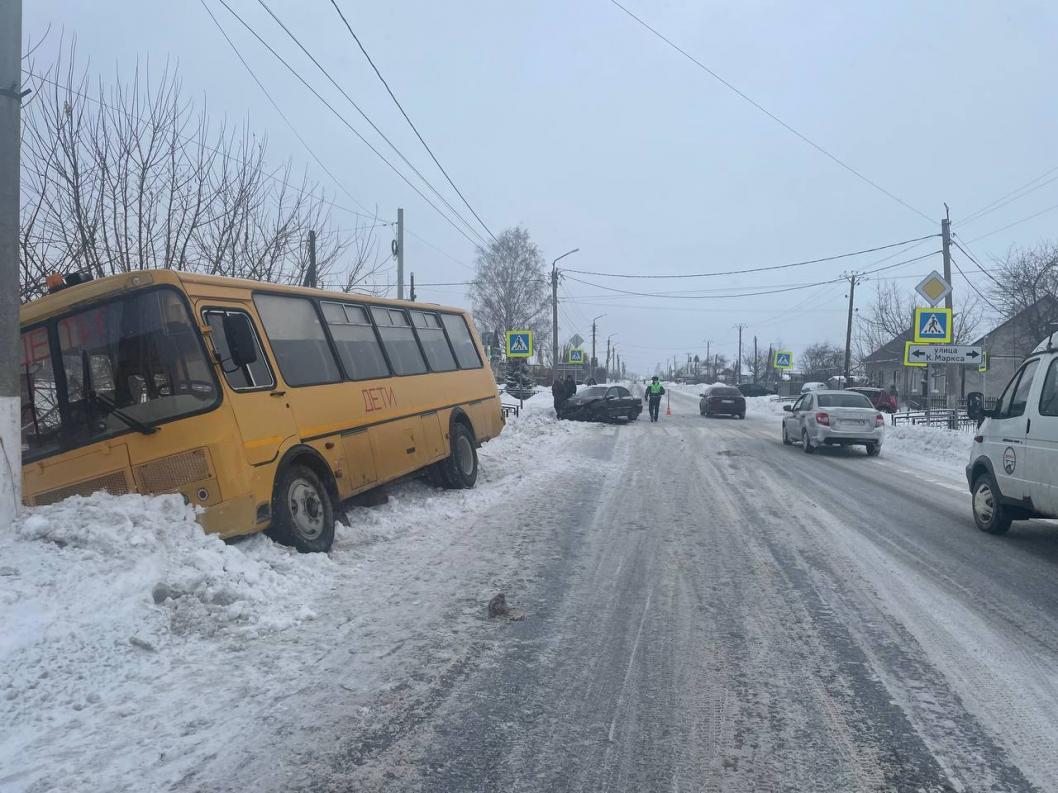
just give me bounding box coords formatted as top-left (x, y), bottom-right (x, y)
top-left (801, 342), bottom-right (845, 380)
top-left (19, 43), bottom-right (380, 301)
top-left (468, 227), bottom-right (550, 351)
top-left (990, 241), bottom-right (1058, 343)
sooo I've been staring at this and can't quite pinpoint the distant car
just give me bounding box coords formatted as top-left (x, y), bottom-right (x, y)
top-left (700, 385), bottom-right (746, 419)
top-left (801, 382), bottom-right (827, 393)
top-left (737, 383), bottom-right (775, 397)
top-left (781, 389), bottom-right (884, 455)
top-left (559, 385), bottom-right (641, 422)
top-left (848, 386), bottom-right (898, 413)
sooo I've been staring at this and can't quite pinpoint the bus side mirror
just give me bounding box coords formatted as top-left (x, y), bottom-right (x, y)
top-left (222, 314), bottom-right (258, 368)
top-left (966, 391), bottom-right (986, 421)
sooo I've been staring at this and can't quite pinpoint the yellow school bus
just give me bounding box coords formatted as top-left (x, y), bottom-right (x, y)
top-left (18, 270), bottom-right (504, 551)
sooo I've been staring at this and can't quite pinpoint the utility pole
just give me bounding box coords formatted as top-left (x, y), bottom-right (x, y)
top-left (395, 207), bottom-right (405, 299)
top-left (590, 314), bottom-right (605, 378)
top-left (734, 324), bottom-right (746, 385)
top-left (705, 340), bottom-right (711, 381)
top-left (941, 204), bottom-right (955, 407)
top-left (753, 336), bottom-right (758, 384)
top-left (550, 248), bottom-right (579, 378)
top-left (0, 0), bottom-right (24, 525)
top-left (606, 337), bottom-right (611, 376)
top-left (409, 273), bottom-right (416, 302)
top-left (843, 272), bottom-right (858, 386)
top-left (302, 230), bottom-right (317, 288)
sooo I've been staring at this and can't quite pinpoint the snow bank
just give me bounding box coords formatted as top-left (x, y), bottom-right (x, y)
top-left (0, 391), bottom-right (595, 792)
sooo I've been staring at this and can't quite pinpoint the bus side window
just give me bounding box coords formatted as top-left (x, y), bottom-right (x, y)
top-left (440, 314), bottom-right (483, 369)
top-left (254, 294), bottom-right (341, 387)
top-left (204, 309), bottom-right (274, 391)
top-left (371, 307), bottom-right (427, 376)
top-left (321, 302), bottom-right (390, 380)
top-left (410, 310), bottom-right (457, 372)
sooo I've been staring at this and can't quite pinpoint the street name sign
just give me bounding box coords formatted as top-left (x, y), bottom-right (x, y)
top-left (905, 344), bottom-right (984, 365)
top-left (903, 341), bottom-right (926, 368)
top-left (913, 307), bottom-right (953, 344)
top-left (506, 330), bottom-right (533, 358)
top-left (915, 271), bottom-right (952, 307)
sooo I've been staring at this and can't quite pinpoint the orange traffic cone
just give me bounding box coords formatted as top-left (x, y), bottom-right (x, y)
top-left (666, 392), bottom-right (672, 416)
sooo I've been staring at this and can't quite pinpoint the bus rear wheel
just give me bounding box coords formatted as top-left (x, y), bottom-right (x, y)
top-left (270, 463), bottom-right (336, 553)
top-left (442, 423), bottom-right (479, 489)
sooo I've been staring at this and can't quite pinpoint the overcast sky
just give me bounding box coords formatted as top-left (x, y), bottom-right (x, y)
top-left (24, 1), bottom-right (1058, 373)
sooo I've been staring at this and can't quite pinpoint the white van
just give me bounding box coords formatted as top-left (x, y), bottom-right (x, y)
top-left (965, 331), bottom-right (1058, 534)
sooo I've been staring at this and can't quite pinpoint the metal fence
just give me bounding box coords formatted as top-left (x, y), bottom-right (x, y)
top-left (890, 409), bottom-right (979, 432)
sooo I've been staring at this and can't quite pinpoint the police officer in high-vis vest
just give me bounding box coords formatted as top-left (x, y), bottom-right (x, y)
top-left (644, 376), bottom-right (665, 422)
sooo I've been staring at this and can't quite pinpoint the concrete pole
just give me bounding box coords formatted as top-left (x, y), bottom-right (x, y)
top-left (844, 273), bottom-right (857, 385)
top-left (0, 0), bottom-right (24, 524)
top-left (942, 206), bottom-right (956, 407)
top-left (396, 208), bottom-right (404, 299)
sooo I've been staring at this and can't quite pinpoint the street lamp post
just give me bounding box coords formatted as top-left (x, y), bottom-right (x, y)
top-left (551, 248), bottom-right (580, 379)
top-left (591, 314), bottom-right (606, 378)
top-left (606, 333), bottom-right (617, 381)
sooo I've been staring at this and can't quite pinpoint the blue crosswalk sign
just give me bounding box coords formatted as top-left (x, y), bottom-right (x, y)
top-left (773, 350), bottom-right (793, 369)
top-left (914, 307), bottom-right (952, 344)
top-left (506, 330), bottom-right (533, 358)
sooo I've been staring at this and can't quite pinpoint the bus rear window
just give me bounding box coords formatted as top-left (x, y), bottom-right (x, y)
top-left (441, 314), bottom-right (482, 369)
top-left (20, 326), bottom-right (61, 459)
top-left (255, 294), bottom-right (341, 386)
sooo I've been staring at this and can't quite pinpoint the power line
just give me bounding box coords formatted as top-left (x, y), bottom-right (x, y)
top-left (562, 234), bottom-right (938, 279)
top-left (250, 0), bottom-right (490, 248)
top-left (964, 201), bottom-right (1058, 244)
top-left (211, 0), bottom-right (487, 248)
top-left (563, 249), bottom-right (940, 299)
top-left (607, 0), bottom-right (933, 224)
top-left (949, 255), bottom-right (1003, 315)
top-left (327, 0), bottom-right (497, 243)
top-left (950, 236), bottom-right (1003, 288)
top-left (958, 165), bottom-right (1058, 226)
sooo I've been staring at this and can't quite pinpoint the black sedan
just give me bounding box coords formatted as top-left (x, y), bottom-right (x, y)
top-left (700, 385), bottom-right (746, 418)
top-left (559, 385), bottom-right (641, 422)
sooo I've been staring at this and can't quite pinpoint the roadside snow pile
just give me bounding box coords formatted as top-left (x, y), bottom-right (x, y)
top-left (883, 423), bottom-right (973, 475)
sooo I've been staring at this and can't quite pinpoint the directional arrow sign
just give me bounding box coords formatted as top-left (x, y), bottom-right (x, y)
top-left (905, 344), bottom-right (984, 365)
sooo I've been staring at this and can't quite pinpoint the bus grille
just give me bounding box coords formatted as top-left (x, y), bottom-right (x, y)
top-left (34, 470), bottom-right (131, 506)
top-left (136, 448), bottom-right (211, 494)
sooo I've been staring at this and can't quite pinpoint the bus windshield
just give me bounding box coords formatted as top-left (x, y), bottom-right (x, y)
top-left (21, 287), bottom-right (219, 458)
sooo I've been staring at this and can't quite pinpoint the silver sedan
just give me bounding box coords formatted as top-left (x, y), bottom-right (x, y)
top-left (781, 390), bottom-right (885, 456)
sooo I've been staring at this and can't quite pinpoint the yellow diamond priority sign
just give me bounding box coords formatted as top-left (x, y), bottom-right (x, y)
top-left (915, 270), bottom-right (952, 307)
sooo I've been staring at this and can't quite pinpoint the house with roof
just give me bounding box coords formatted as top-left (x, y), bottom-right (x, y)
top-left (862, 295), bottom-right (1058, 407)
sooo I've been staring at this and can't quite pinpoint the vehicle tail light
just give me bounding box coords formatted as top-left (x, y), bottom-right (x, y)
top-left (815, 412), bottom-right (830, 426)
top-left (875, 414), bottom-right (885, 427)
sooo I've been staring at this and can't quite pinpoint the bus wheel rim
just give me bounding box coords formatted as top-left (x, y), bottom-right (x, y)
top-left (289, 478), bottom-right (324, 540)
top-left (456, 435), bottom-right (475, 476)
top-left (974, 483), bottom-right (995, 523)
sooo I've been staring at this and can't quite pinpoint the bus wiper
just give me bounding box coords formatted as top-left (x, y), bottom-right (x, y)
top-left (81, 350), bottom-right (159, 436)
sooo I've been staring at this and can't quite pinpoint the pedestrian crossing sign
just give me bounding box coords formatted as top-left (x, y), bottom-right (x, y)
top-left (568, 348), bottom-right (585, 364)
top-left (913, 307), bottom-right (952, 344)
top-left (773, 350), bottom-right (793, 370)
top-left (505, 330), bottom-right (533, 359)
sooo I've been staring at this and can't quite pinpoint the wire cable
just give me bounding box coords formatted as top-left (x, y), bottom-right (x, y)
top-left (327, 0), bottom-right (497, 243)
top-left (964, 201), bottom-right (1058, 244)
top-left (563, 249), bottom-right (940, 299)
top-left (958, 165), bottom-right (1058, 226)
top-left (608, 0), bottom-right (933, 225)
top-left (950, 255), bottom-right (1003, 315)
top-left (251, 0), bottom-right (490, 248)
top-left (561, 234), bottom-right (938, 279)
top-left (950, 236), bottom-right (1003, 289)
top-left (211, 0), bottom-right (487, 248)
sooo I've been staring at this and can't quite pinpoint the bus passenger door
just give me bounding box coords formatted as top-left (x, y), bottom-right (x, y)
top-left (201, 307), bottom-right (297, 466)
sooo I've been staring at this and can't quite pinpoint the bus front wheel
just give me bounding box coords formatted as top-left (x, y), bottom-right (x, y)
top-left (270, 463), bottom-right (336, 553)
top-left (442, 423), bottom-right (479, 489)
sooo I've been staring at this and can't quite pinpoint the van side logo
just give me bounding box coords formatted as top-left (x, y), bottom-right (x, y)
top-left (363, 386), bottom-right (397, 413)
top-left (1003, 446), bottom-right (1016, 475)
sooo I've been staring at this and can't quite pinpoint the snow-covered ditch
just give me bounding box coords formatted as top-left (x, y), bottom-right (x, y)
top-left (0, 391), bottom-right (595, 792)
